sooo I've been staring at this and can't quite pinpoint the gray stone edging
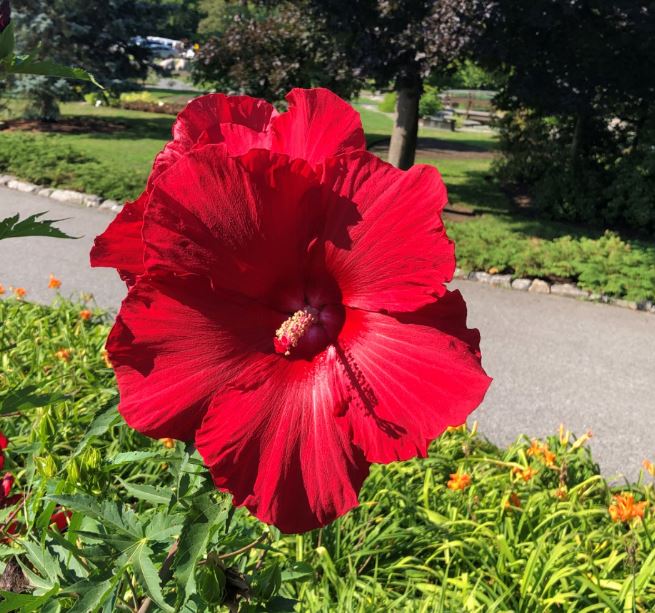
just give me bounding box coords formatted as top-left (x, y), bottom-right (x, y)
top-left (0, 174), bottom-right (122, 213)
top-left (1, 173), bottom-right (652, 315)
top-left (455, 268), bottom-right (654, 314)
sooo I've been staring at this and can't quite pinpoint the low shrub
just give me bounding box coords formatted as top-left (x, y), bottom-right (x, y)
top-left (449, 218), bottom-right (655, 302)
top-left (378, 91), bottom-right (397, 113)
top-left (0, 296), bottom-right (653, 611)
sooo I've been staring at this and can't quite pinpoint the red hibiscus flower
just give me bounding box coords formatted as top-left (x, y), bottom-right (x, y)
top-left (0, 431), bottom-right (7, 470)
top-left (92, 88), bottom-right (491, 533)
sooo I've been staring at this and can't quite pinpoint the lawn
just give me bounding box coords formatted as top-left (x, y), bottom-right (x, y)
top-left (1, 98), bottom-right (654, 302)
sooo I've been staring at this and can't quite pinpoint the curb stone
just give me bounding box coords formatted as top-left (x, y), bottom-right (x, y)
top-left (457, 269), bottom-right (652, 315)
top-left (0, 175), bottom-right (652, 315)
top-left (1, 174), bottom-right (122, 213)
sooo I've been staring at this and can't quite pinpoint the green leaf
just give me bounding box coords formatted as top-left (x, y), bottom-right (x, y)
top-left (67, 578), bottom-right (116, 613)
top-left (0, 213), bottom-right (75, 241)
top-left (5, 54), bottom-right (102, 88)
top-left (174, 494), bottom-right (229, 606)
top-left (132, 544), bottom-right (174, 613)
top-left (0, 385), bottom-right (66, 414)
top-left (72, 404), bottom-right (120, 458)
top-left (0, 22), bottom-right (14, 60)
top-left (0, 587), bottom-right (59, 613)
top-left (119, 479), bottom-right (173, 506)
top-left (109, 451), bottom-right (166, 465)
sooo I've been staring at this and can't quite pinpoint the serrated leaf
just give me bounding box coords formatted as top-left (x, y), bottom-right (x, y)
top-left (119, 479), bottom-right (172, 506)
top-left (132, 544), bottom-right (174, 613)
top-left (174, 494), bottom-right (228, 606)
top-left (67, 578), bottom-right (115, 613)
top-left (0, 213), bottom-right (75, 241)
top-left (0, 586), bottom-right (59, 613)
top-left (110, 451), bottom-right (165, 465)
top-left (5, 56), bottom-right (102, 88)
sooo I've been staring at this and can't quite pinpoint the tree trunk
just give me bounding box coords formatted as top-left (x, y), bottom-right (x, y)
top-left (388, 80), bottom-right (421, 170)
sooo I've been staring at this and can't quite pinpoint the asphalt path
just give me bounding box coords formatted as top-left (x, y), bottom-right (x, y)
top-left (1, 187), bottom-right (653, 480)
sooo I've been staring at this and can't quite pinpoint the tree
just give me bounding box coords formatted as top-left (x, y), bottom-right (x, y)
top-left (12, 0), bottom-right (152, 120)
top-left (471, 0), bottom-right (655, 231)
top-left (304, 0), bottom-right (484, 169)
top-left (193, 2), bottom-right (361, 103)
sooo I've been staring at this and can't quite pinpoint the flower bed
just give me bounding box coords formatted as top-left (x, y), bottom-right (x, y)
top-left (0, 295), bottom-right (653, 611)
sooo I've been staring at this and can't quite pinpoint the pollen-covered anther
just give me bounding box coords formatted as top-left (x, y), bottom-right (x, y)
top-left (274, 306), bottom-right (319, 355)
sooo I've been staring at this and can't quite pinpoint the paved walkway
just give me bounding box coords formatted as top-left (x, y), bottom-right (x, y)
top-left (1, 187), bottom-right (654, 480)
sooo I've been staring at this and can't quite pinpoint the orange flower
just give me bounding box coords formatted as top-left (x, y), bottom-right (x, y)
top-left (0, 283), bottom-right (5, 295)
top-left (446, 423), bottom-right (467, 433)
top-left (504, 492), bottom-right (521, 509)
top-left (643, 459), bottom-right (655, 477)
top-left (554, 487), bottom-right (568, 500)
top-left (543, 449), bottom-right (557, 467)
top-left (447, 472), bottom-right (471, 491)
top-left (512, 466), bottom-right (537, 482)
top-left (527, 439), bottom-right (545, 458)
top-left (13, 287), bottom-right (26, 299)
top-left (55, 349), bottom-right (71, 362)
top-left (79, 309), bottom-right (92, 321)
top-left (609, 493), bottom-right (647, 523)
top-left (48, 274), bottom-right (61, 289)
top-left (160, 438), bottom-right (176, 449)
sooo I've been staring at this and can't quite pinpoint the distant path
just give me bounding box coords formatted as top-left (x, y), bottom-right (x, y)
top-left (1, 187), bottom-right (653, 480)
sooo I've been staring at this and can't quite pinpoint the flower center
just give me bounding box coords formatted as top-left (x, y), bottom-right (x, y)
top-left (274, 306), bottom-right (319, 356)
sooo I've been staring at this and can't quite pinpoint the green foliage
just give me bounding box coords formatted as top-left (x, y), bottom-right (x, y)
top-left (449, 219), bottom-right (655, 302)
top-left (193, 2), bottom-right (362, 103)
top-left (0, 297), bottom-right (654, 611)
top-left (418, 84), bottom-right (442, 118)
top-left (494, 111), bottom-right (655, 234)
top-left (0, 131), bottom-right (148, 202)
top-left (378, 92), bottom-right (396, 113)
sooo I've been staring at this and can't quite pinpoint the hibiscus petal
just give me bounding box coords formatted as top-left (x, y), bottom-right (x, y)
top-left (143, 146), bottom-right (322, 303)
top-left (318, 151), bottom-right (454, 312)
top-left (196, 348), bottom-right (370, 533)
top-left (271, 88), bottom-right (366, 167)
top-left (106, 275), bottom-right (281, 441)
top-left (90, 95), bottom-right (277, 281)
top-left (89, 193), bottom-right (147, 283)
top-left (153, 94), bottom-right (277, 184)
top-left (334, 301), bottom-right (491, 463)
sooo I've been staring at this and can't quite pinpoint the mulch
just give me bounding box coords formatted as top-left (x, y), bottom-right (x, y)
top-left (0, 117), bottom-right (128, 134)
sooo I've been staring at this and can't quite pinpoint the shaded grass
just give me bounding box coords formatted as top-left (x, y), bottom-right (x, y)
top-left (1, 100), bottom-right (653, 300)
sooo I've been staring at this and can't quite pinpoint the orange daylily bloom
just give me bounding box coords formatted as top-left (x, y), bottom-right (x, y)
top-left (55, 349), bottom-right (72, 362)
top-left (48, 274), bottom-right (61, 289)
top-left (526, 439), bottom-right (544, 457)
top-left (512, 466), bottom-right (538, 482)
top-left (79, 309), bottom-right (92, 321)
top-left (543, 449), bottom-right (557, 467)
top-left (0, 283), bottom-right (5, 295)
top-left (447, 472), bottom-right (471, 491)
top-left (160, 438), bottom-right (176, 449)
top-left (608, 493), bottom-right (648, 523)
top-left (12, 287), bottom-right (26, 299)
top-left (643, 459), bottom-right (655, 477)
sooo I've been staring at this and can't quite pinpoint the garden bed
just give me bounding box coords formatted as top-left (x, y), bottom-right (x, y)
top-left (0, 296), bottom-right (653, 610)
